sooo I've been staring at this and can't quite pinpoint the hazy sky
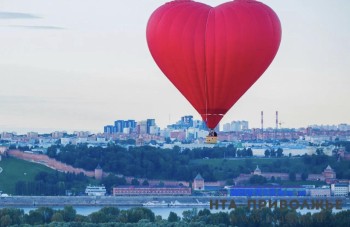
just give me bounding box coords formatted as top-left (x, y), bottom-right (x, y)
top-left (0, 0), bottom-right (349, 133)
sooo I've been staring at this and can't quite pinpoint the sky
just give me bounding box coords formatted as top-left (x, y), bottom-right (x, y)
top-left (0, 0), bottom-right (349, 134)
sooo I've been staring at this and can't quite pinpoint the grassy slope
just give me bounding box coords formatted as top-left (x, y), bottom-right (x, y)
top-left (0, 157), bottom-right (55, 194)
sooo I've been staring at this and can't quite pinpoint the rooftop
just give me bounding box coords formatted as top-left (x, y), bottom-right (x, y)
top-left (194, 173), bottom-right (204, 180)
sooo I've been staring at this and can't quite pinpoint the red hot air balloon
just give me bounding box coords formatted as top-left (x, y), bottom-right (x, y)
top-left (146, 0), bottom-right (282, 130)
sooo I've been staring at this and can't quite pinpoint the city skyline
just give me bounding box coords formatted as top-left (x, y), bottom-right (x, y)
top-left (2, 115), bottom-right (350, 135)
top-left (1, 0), bottom-right (350, 133)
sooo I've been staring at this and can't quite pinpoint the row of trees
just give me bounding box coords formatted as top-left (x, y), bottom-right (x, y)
top-left (264, 148), bottom-right (284, 157)
top-left (44, 144), bottom-right (350, 183)
top-left (15, 171), bottom-right (89, 196)
top-left (0, 206), bottom-right (349, 227)
top-left (46, 144), bottom-right (242, 181)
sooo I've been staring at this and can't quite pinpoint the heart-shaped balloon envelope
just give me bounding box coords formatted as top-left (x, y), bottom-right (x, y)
top-left (146, 0), bottom-right (282, 129)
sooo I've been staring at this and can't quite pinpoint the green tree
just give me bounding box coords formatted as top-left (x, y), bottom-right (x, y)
top-left (249, 175), bottom-right (267, 185)
top-left (284, 211), bottom-right (299, 226)
top-left (289, 171), bottom-right (296, 181)
top-left (334, 210), bottom-right (350, 227)
top-left (246, 148), bottom-right (253, 157)
top-left (89, 211), bottom-right (107, 223)
top-left (264, 149), bottom-right (270, 157)
top-left (131, 178), bottom-right (140, 186)
top-left (300, 212), bottom-right (312, 227)
top-left (301, 172), bottom-right (309, 181)
top-left (168, 211), bottom-right (180, 222)
top-left (270, 149), bottom-right (276, 157)
top-left (312, 209), bottom-right (334, 226)
top-left (207, 212), bottom-right (230, 226)
top-left (277, 148), bottom-right (284, 157)
top-left (25, 210), bottom-right (44, 225)
top-left (36, 207), bottom-right (54, 224)
top-left (271, 176), bottom-right (276, 182)
top-left (123, 207), bottom-right (155, 223)
top-left (226, 179), bottom-right (234, 185)
top-left (182, 209), bottom-right (197, 223)
top-left (74, 214), bottom-right (89, 222)
top-left (62, 206), bottom-right (76, 222)
top-left (99, 207), bottom-right (119, 222)
top-left (51, 212), bottom-right (63, 222)
top-left (0, 215), bottom-right (12, 227)
top-left (237, 149), bottom-right (242, 157)
top-left (316, 148), bottom-right (324, 155)
top-left (230, 207), bottom-right (249, 227)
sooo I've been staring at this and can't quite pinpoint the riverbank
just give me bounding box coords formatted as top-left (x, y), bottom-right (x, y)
top-left (0, 196), bottom-right (349, 209)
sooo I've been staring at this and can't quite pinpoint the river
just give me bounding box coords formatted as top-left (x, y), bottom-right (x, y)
top-left (4, 205), bottom-right (349, 219)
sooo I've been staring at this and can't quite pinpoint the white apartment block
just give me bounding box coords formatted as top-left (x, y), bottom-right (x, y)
top-left (331, 184), bottom-right (349, 196)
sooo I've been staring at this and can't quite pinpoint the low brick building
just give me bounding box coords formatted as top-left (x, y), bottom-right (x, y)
top-left (113, 186), bottom-right (191, 196)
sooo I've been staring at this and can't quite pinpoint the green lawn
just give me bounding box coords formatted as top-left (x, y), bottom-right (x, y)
top-left (0, 157), bottom-right (55, 194)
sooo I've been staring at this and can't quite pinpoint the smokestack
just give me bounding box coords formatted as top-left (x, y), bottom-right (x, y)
top-left (261, 111), bottom-right (264, 131)
top-left (276, 111), bottom-right (279, 130)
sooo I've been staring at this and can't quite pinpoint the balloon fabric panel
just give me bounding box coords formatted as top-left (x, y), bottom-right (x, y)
top-left (147, 0), bottom-right (282, 129)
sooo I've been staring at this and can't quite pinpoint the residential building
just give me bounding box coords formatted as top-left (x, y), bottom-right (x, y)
top-left (114, 120), bottom-right (125, 133)
top-left (331, 183), bottom-right (349, 196)
top-left (137, 121), bottom-right (148, 134)
top-left (223, 123), bottom-right (231, 132)
top-left (27, 132), bottom-right (38, 139)
top-left (104, 125), bottom-right (114, 134)
top-left (181, 115), bottom-right (193, 128)
top-left (74, 131), bottom-right (89, 138)
top-left (51, 131), bottom-right (64, 139)
top-left (146, 119), bottom-right (156, 134)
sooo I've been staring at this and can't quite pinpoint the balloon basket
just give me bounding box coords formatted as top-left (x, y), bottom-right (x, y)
top-left (205, 136), bottom-right (217, 144)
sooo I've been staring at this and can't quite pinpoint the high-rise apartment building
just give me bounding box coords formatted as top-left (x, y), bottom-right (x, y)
top-left (223, 123), bottom-right (231, 132)
top-left (138, 121), bottom-right (148, 134)
top-left (234, 121), bottom-right (249, 131)
top-left (125, 120), bottom-right (136, 129)
top-left (181, 115), bottom-right (193, 128)
top-left (146, 119), bottom-right (156, 134)
top-left (104, 125), bottom-right (114, 134)
top-left (114, 120), bottom-right (125, 133)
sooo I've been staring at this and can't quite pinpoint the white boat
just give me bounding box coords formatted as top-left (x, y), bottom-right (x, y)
top-left (142, 201), bottom-right (169, 207)
top-left (85, 186), bottom-right (106, 196)
top-left (169, 200), bottom-right (210, 207)
top-left (143, 199), bottom-right (210, 207)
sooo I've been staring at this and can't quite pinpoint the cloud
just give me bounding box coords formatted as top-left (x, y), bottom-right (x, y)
top-left (9, 25), bottom-right (64, 30)
top-left (0, 11), bottom-right (40, 19)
